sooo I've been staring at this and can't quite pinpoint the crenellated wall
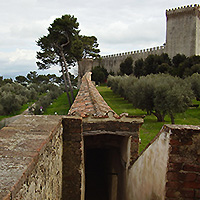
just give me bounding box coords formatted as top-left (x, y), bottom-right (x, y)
top-left (93, 46), bottom-right (165, 74)
top-left (91, 4), bottom-right (200, 75)
top-left (166, 4), bottom-right (200, 58)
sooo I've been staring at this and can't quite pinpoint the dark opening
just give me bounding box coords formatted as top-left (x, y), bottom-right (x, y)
top-left (85, 148), bottom-right (110, 200)
top-left (85, 147), bottom-right (123, 200)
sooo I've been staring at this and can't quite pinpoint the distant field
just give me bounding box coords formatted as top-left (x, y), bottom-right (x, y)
top-left (97, 86), bottom-right (200, 152)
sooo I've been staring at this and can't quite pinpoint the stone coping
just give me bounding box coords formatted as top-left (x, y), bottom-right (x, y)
top-left (68, 72), bottom-right (118, 118)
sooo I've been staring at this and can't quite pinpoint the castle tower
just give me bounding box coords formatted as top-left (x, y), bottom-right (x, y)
top-left (166, 4), bottom-right (200, 58)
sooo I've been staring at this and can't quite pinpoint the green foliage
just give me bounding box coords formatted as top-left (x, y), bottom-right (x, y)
top-left (44, 90), bottom-right (78, 115)
top-left (186, 73), bottom-right (200, 100)
top-left (33, 87), bottom-right (63, 115)
top-left (91, 66), bottom-right (108, 84)
top-left (0, 83), bottom-right (37, 115)
top-left (133, 53), bottom-right (200, 77)
top-left (120, 56), bottom-right (133, 75)
top-left (134, 58), bottom-right (144, 78)
top-left (107, 74), bottom-right (194, 123)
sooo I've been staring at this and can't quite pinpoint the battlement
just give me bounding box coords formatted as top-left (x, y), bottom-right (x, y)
top-left (166, 4), bottom-right (200, 16)
top-left (101, 45), bottom-right (165, 58)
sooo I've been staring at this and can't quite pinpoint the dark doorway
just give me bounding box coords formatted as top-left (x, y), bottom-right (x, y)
top-left (85, 147), bottom-right (123, 200)
top-left (85, 148), bottom-right (110, 200)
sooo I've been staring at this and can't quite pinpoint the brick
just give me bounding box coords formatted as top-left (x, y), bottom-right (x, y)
top-left (168, 163), bottom-right (183, 171)
top-left (166, 189), bottom-right (181, 198)
top-left (183, 182), bottom-right (200, 189)
top-left (183, 173), bottom-right (197, 182)
top-left (170, 146), bottom-right (180, 154)
top-left (195, 189), bottom-right (200, 198)
top-left (180, 189), bottom-right (195, 198)
top-left (167, 172), bottom-right (179, 181)
top-left (166, 181), bottom-right (182, 189)
top-left (183, 164), bottom-right (200, 173)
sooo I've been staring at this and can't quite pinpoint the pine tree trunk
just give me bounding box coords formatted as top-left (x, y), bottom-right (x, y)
top-left (61, 63), bottom-right (72, 106)
top-left (60, 50), bottom-right (75, 103)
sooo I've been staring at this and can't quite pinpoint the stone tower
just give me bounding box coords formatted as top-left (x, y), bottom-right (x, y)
top-left (166, 4), bottom-right (200, 58)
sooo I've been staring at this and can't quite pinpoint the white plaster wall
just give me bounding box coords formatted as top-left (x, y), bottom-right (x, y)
top-left (126, 130), bottom-right (171, 200)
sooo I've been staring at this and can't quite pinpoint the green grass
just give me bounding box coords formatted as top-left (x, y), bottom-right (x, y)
top-left (44, 90), bottom-right (78, 115)
top-left (97, 86), bottom-right (200, 152)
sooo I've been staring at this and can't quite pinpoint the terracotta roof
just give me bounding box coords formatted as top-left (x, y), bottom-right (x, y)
top-left (68, 72), bottom-right (119, 118)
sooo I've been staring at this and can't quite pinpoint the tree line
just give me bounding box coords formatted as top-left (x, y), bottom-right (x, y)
top-left (120, 53), bottom-right (200, 78)
top-left (107, 73), bottom-right (200, 124)
top-left (0, 71), bottom-right (76, 115)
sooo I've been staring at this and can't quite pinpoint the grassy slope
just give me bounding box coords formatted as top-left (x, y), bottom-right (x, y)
top-left (44, 90), bottom-right (78, 115)
top-left (97, 86), bottom-right (200, 152)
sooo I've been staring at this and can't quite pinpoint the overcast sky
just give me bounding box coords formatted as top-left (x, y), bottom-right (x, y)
top-left (0, 0), bottom-right (198, 78)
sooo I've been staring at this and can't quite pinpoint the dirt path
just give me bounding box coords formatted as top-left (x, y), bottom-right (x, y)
top-left (0, 103), bottom-right (35, 129)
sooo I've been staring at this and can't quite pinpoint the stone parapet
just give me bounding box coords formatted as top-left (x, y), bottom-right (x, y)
top-left (0, 115), bottom-right (63, 200)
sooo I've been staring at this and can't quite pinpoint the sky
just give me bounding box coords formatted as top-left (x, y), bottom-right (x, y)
top-left (0, 0), bottom-right (198, 79)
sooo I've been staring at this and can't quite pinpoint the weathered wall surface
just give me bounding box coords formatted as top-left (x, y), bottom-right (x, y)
top-left (0, 115), bottom-right (63, 200)
top-left (126, 127), bottom-right (171, 200)
top-left (62, 117), bottom-right (84, 200)
top-left (14, 124), bottom-right (63, 200)
top-left (165, 125), bottom-right (200, 199)
top-left (126, 124), bottom-right (200, 200)
top-left (166, 5), bottom-right (200, 58)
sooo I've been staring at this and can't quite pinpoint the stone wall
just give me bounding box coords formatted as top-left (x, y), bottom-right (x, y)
top-left (62, 117), bottom-right (84, 200)
top-left (0, 115), bottom-right (63, 200)
top-left (125, 124), bottom-right (200, 200)
top-left (165, 125), bottom-right (200, 199)
top-left (93, 46), bottom-right (165, 74)
top-left (166, 4), bottom-right (200, 58)
top-left (13, 123), bottom-right (63, 200)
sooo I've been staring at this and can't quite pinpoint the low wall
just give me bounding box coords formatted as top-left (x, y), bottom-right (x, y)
top-left (126, 126), bottom-right (170, 200)
top-left (0, 115), bottom-right (64, 200)
top-left (126, 124), bottom-right (200, 200)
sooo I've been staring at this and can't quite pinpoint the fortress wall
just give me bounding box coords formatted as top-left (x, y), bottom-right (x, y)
top-left (196, 13), bottom-right (200, 55)
top-left (125, 124), bottom-right (200, 200)
top-left (166, 4), bottom-right (200, 58)
top-left (94, 46), bottom-right (165, 74)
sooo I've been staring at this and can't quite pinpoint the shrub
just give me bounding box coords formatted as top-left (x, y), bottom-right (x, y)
top-left (186, 73), bottom-right (200, 100)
